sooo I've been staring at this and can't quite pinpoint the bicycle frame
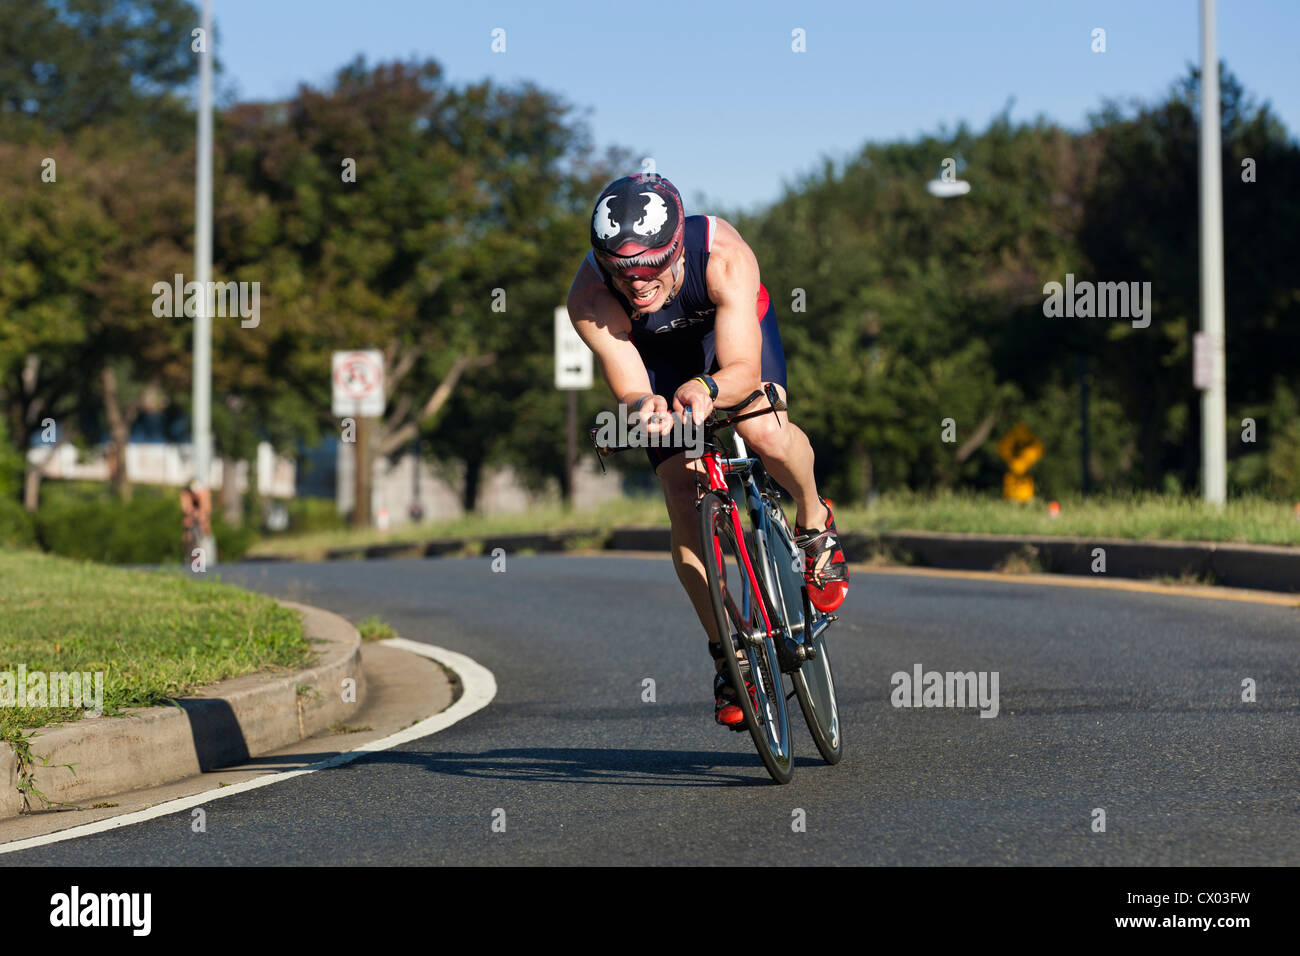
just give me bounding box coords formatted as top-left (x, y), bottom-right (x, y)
top-left (700, 437), bottom-right (777, 646)
top-left (589, 384), bottom-right (831, 654)
top-left (699, 432), bottom-right (833, 662)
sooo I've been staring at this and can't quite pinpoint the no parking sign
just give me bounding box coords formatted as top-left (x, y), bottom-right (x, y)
top-left (332, 350), bottom-right (385, 417)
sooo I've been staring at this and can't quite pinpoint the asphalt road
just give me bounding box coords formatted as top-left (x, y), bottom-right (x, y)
top-left (6, 555), bottom-right (1297, 865)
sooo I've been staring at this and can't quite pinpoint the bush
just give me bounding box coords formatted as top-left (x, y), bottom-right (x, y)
top-left (36, 483), bottom-right (179, 563)
top-left (0, 418), bottom-right (23, 502)
top-left (0, 495), bottom-right (36, 548)
top-left (285, 496), bottom-right (346, 535)
top-left (1266, 420), bottom-right (1300, 500)
top-left (211, 513), bottom-right (258, 562)
top-left (34, 481), bottom-right (258, 564)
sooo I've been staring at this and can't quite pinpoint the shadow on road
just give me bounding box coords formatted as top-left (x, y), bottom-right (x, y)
top-left (353, 746), bottom-right (825, 787)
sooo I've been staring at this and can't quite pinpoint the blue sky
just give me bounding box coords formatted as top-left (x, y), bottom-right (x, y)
top-left (210, 0), bottom-right (1299, 213)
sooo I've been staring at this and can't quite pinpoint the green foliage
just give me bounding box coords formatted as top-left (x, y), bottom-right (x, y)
top-left (355, 615), bottom-right (397, 642)
top-left (0, 416), bottom-right (24, 502)
top-left (32, 481), bottom-right (256, 564)
top-left (35, 482), bottom-right (180, 563)
top-left (0, 497), bottom-right (35, 547)
top-left (739, 67), bottom-right (1299, 501)
top-left (0, 0), bottom-right (201, 140)
top-left (1262, 383), bottom-right (1300, 499)
top-left (285, 496), bottom-right (346, 535)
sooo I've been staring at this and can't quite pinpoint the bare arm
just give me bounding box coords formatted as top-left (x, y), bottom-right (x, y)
top-left (565, 258), bottom-right (673, 433)
top-left (671, 218), bottom-right (763, 422)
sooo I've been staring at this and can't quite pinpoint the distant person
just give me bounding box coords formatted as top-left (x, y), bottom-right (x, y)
top-left (565, 173), bottom-right (848, 730)
top-left (180, 479), bottom-right (217, 566)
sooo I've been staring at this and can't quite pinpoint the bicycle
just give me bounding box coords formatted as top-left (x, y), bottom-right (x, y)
top-left (592, 384), bottom-right (843, 784)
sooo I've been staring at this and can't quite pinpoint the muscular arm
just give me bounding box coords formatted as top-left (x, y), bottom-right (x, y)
top-left (703, 218), bottom-right (764, 407)
top-left (565, 258), bottom-right (669, 429)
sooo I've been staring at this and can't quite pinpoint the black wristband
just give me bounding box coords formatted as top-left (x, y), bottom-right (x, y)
top-left (694, 374), bottom-right (719, 401)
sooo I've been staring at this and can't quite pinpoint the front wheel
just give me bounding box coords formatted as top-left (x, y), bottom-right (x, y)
top-left (699, 490), bottom-right (793, 784)
top-left (792, 589), bottom-right (843, 764)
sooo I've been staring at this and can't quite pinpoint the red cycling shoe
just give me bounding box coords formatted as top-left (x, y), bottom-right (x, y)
top-left (709, 642), bottom-right (755, 731)
top-left (795, 496), bottom-right (849, 613)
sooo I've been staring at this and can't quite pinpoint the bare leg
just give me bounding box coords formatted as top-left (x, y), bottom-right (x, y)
top-left (657, 455), bottom-right (731, 672)
top-left (734, 384), bottom-right (829, 530)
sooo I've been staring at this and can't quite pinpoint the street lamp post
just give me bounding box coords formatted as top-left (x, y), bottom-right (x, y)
top-left (193, 0), bottom-right (213, 487)
top-left (1199, 0), bottom-right (1227, 505)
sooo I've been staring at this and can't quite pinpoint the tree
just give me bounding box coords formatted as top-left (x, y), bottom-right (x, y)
top-left (0, 0), bottom-right (201, 140)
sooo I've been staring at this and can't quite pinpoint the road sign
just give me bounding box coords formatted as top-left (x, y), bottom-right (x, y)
top-left (1003, 472), bottom-right (1035, 502)
top-left (997, 423), bottom-right (1043, 476)
top-left (554, 306), bottom-right (593, 390)
top-left (332, 350), bottom-right (385, 417)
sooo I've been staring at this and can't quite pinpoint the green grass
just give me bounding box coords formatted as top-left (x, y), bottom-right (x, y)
top-left (837, 490), bottom-right (1300, 545)
top-left (356, 615), bottom-right (397, 642)
top-left (248, 495), bottom-right (670, 559)
top-left (0, 548), bottom-right (311, 736)
top-left (248, 490), bottom-right (1300, 560)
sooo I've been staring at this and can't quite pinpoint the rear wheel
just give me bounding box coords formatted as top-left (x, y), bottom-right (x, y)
top-left (699, 491), bottom-right (793, 784)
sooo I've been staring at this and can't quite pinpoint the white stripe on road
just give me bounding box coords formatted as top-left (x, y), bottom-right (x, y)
top-left (0, 638), bottom-right (495, 855)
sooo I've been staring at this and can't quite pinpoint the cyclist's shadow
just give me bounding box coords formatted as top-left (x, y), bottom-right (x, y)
top-left (363, 746), bottom-right (824, 787)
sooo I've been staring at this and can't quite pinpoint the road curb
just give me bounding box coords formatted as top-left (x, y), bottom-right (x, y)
top-left (843, 530), bottom-right (1300, 592)
top-left (0, 600), bottom-right (365, 819)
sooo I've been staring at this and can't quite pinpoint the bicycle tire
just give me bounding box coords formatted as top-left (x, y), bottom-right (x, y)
top-left (759, 496), bottom-right (844, 765)
top-left (792, 587), bottom-right (843, 764)
top-left (699, 490), bottom-right (793, 784)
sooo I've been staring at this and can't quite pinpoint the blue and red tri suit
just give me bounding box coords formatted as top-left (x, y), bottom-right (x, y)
top-left (584, 214), bottom-right (788, 471)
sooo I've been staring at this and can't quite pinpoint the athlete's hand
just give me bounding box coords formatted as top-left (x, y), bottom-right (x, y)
top-left (673, 380), bottom-right (714, 426)
top-left (630, 393), bottom-right (674, 436)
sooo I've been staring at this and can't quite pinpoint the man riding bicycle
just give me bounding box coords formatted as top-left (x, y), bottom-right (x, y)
top-left (565, 172), bottom-right (849, 729)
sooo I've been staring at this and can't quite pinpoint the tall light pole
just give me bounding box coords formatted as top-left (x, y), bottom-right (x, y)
top-left (1199, 0), bottom-right (1227, 505)
top-left (193, 0), bottom-right (213, 486)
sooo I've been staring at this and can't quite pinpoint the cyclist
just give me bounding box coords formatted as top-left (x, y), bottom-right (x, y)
top-left (565, 172), bottom-right (848, 729)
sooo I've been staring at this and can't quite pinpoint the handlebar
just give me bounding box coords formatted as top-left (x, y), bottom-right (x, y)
top-left (588, 383), bottom-right (787, 472)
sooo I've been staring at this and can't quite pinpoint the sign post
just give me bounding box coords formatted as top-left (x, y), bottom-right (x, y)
top-left (333, 350), bottom-right (385, 527)
top-left (554, 307), bottom-right (593, 503)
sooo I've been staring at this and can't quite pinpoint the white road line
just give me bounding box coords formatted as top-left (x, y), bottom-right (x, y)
top-left (0, 638), bottom-right (495, 855)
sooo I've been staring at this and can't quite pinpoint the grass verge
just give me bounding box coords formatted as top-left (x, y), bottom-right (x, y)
top-left (248, 490), bottom-right (1300, 561)
top-left (837, 490), bottom-right (1300, 545)
top-left (248, 495), bottom-right (670, 560)
top-left (0, 548), bottom-right (311, 738)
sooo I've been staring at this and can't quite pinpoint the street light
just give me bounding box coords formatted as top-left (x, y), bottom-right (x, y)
top-left (925, 178), bottom-right (971, 198)
top-left (1199, 0), bottom-right (1228, 505)
top-left (192, 0), bottom-right (213, 488)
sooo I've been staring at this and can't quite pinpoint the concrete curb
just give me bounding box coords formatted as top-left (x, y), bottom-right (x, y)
top-left (0, 600), bottom-right (365, 818)
top-left (842, 530), bottom-right (1300, 592)
top-left (249, 525), bottom-right (1300, 594)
